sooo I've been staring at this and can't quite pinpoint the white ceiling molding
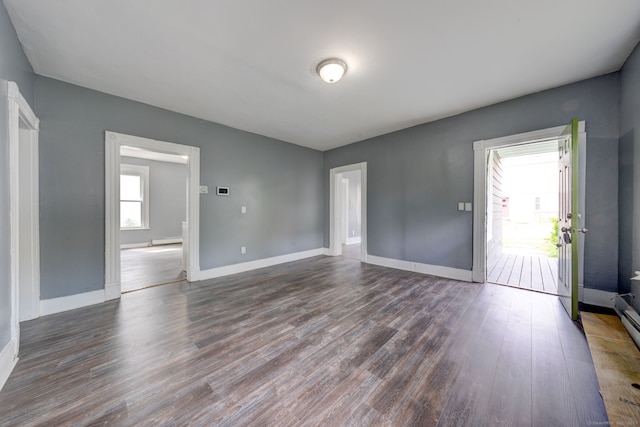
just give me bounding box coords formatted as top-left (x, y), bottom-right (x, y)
top-left (5, 0), bottom-right (640, 151)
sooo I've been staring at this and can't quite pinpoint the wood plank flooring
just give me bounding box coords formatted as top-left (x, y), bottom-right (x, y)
top-left (341, 243), bottom-right (361, 261)
top-left (121, 244), bottom-right (185, 292)
top-left (0, 256), bottom-right (607, 426)
top-left (582, 312), bottom-right (640, 424)
top-left (488, 252), bottom-right (558, 294)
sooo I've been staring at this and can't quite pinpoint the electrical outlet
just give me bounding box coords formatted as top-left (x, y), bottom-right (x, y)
top-left (241, 246), bottom-right (246, 254)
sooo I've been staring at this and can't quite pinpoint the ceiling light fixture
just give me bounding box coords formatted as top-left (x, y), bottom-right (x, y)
top-left (316, 58), bottom-right (347, 83)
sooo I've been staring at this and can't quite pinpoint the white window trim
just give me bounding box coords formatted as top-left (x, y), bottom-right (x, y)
top-left (120, 164), bottom-right (150, 230)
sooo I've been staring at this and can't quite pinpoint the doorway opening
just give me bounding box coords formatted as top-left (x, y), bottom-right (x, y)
top-left (329, 162), bottom-right (367, 261)
top-left (105, 131), bottom-right (200, 300)
top-left (472, 122), bottom-right (586, 308)
top-left (338, 170), bottom-right (362, 260)
top-left (119, 148), bottom-right (188, 293)
top-left (486, 141), bottom-right (559, 293)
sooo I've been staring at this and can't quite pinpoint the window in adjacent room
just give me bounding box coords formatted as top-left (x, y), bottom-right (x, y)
top-left (120, 164), bottom-right (149, 229)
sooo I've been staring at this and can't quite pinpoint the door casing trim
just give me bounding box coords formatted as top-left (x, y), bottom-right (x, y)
top-left (7, 81), bottom-right (40, 353)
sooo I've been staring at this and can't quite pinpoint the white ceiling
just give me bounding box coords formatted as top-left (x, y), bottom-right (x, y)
top-left (5, 1), bottom-right (640, 151)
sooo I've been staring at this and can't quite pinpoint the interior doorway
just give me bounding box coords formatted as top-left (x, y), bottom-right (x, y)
top-left (104, 131), bottom-right (201, 300)
top-left (119, 148), bottom-right (188, 293)
top-left (339, 170), bottom-right (362, 260)
top-left (329, 162), bottom-right (367, 261)
top-left (485, 141), bottom-right (559, 293)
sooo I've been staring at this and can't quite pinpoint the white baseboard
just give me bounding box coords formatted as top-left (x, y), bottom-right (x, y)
top-left (120, 243), bottom-right (149, 249)
top-left (322, 248), bottom-right (331, 256)
top-left (40, 289), bottom-right (106, 316)
top-left (151, 237), bottom-right (182, 246)
top-left (366, 255), bottom-right (473, 282)
top-left (194, 248), bottom-right (325, 281)
top-left (345, 237), bottom-right (361, 245)
top-left (0, 338), bottom-right (18, 392)
top-left (578, 285), bottom-right (616, 308)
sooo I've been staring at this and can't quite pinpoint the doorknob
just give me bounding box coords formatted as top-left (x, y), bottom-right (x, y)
top-left (578, 228), bottom-right (588, 233)
top-left (556, 243), bottom-right (564, 248)
top-left (561, 226), bottom-right (570, 232)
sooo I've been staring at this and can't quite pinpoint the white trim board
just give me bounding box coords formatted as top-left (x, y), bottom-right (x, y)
top-left (7, 81), bottom-right (41, 366)
top-left (0, 339), bottom-right (18, 392)
top-left (151, 237), bottom-right (182, 245)
top-left (578, 285), bottom-right (616, 309)
top-left (193, 248), bottom-right (325, 281)
top-left (346, 237), bottom-right (362, 245)
top-left (367, 255), bottom-right (473, 282)
top-left (120, 243), bottom-right (150, 249)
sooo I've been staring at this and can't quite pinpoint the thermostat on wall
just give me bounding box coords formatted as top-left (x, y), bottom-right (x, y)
top-left (216, 186), bottom-right (230, 196)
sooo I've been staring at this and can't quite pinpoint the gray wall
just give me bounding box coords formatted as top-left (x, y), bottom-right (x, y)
top-left (120, 157), bottom-right (187, 246)
top-left (0, 4), bottom-right (35, 349)
top-left (324, 74), bottom-right (620, 292)
top-left (35, 76), bottom-right (323, 299)
top-left (619, 41), bottom-right (640, 306)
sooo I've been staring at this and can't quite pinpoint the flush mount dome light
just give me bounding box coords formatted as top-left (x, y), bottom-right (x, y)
top-left (316, 58), bottom-right (347, 83)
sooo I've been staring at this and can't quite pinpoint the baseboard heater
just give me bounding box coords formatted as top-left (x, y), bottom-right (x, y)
top-left (614, 294), bottom-right (640, 350)
top-left (151, 237), bottom-right (182, 246)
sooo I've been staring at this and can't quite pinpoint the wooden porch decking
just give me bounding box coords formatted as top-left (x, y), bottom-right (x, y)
top-left (487, 252), bottom-right (558, 294)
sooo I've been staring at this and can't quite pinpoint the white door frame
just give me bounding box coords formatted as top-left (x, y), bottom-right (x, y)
top-left (472, 122), bottom-right (586, 283)
top-left (105, 131), bottom-right (200, 299)
top-left (329, 162), bottom-right (367, 260)
top-left (8, 81), bottom-right (40, 351)
top-left (342, 178), bottom-right (349, 244)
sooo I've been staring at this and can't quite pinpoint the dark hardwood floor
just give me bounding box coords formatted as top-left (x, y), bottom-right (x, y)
top-left (0, 256), bottom-right (607, 426)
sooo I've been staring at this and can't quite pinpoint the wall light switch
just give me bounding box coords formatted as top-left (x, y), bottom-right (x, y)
top-left (465, 202), bottom-right (472, 212)
top-left (241, 206), bottom-right (247, 214)
top-left (199, 186), bottom-right (209, 194)
top-left (241, 246), bottom-right (246, 254)
top-left (458, 202), bottom-right (465, 211)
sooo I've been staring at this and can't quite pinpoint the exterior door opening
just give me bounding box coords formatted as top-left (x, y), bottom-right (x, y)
top-left (473, 120), bottom-right (585, 320)
top-left (486, 140), bottom-right (560, 294)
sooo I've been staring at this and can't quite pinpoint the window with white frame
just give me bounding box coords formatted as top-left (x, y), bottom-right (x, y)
top-left (120, 164), bottom-right (149, 229)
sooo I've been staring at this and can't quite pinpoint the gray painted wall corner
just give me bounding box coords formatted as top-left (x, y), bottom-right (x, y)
top-left (619, 40), bottom-right (640, 304)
